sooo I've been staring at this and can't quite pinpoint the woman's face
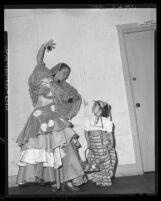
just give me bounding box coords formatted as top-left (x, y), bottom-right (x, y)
top-left (54, 67), bottom-right (70, 82)
top-left (92, 103), bottom-right (102, 117)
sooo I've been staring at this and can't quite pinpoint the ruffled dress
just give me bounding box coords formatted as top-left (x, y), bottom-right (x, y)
top-left (16, 102), bottom-right (86, 185)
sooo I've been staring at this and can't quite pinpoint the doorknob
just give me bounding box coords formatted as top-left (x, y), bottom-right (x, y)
top-left (132, 77), bottom-right (136, 81)
top-left (136, 103), bottom-right (141, 107)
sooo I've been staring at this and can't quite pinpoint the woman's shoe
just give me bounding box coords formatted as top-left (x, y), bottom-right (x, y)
top-left (51, 183), bottom-right (57, 188)
top-left (18, 183), bottom-right (25, 187)
top-left (51, 187), bottom-right (60, 192)
top-left (50, 183), bottom-right (60, 192)
top-left (65, 183), bottom-right (80, 192)
top-left (18, 182), bottom-right (34, 187)
top-left (41, 182), bottom-right (53, 187)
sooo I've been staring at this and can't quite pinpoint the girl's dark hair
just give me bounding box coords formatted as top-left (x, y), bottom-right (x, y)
top-left (95, 101), bottom-right (112, 119)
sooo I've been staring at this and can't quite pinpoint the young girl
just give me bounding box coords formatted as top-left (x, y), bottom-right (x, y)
top-left (84, 100), bottom-right (117, 187)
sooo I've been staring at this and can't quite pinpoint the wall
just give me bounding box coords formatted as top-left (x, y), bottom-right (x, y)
top-left (5, 8), bottom-right (156, 178)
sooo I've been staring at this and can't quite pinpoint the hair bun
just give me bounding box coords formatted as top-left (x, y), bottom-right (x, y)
top-left (102, 104), bottom-right (111, 117)
top-left (94, 100), bottom-right (112, 118)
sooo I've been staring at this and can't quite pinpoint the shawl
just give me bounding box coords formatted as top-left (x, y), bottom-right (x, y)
top-left (28, 63), bottom-right (53, 107)
top-left (50, 63), bottom-right (82, 120)
top-left (16, 103), bottom-right (67, 147)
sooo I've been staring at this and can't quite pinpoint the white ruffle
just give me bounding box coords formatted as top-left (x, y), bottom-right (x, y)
top-left (19, 149), bottom-right (47, 164)
top-left (17, 147), bottom-right (66, 168)
top-left (84, 117), bottom-right (113, 133)
top-left (53, 148), bottom-right (62, 168)
top-left (17, 161), bottom-right (27, 167)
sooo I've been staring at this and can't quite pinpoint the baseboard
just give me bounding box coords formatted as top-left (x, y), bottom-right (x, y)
top-left (8, 164), bottom-right (144, 188)
top-left (115, 164), bottom-right (143, 177)
top-left (8, 175), bottom-right (18, 187)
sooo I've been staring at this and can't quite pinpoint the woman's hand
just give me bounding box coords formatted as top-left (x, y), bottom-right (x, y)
top-left (37, 39), bottom-right (56, 65)
top-left (61, 97), bottom-right (69, 103)
top-left (87, 142), bottom-right (92, 150)
top-left (43, 39), bottom-right (56, 52)
top-left (67, 120), bottom-right (74, 128)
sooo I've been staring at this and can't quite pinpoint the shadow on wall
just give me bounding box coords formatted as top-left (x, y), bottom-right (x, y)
top-left (113, 124), bottom-right (118, 178)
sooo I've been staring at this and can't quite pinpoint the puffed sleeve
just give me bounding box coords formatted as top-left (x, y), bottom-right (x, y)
top-left (105, 119), bottom-right (113, 133)
top-left (53, 82), bottom-right (82, 120)
top-left (84, 120), bottom-right (90, 131)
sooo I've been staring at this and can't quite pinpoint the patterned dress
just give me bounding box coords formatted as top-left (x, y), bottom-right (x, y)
top-left (16, 102), bottom-right (86, 185)
top-left (16, 61), bottom-right (87, 187)
top-left (16, 81), bottom-right (86, 186)
top-left (85, 117), bottom-right (117, 187)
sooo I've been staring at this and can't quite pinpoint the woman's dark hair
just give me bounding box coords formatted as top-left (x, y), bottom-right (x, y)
top-left (59, 63), bottom-right (71, 76)
top-left (52, 63), bottom-right (71, 81)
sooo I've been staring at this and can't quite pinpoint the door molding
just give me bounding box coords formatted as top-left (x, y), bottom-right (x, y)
top-left (116, 23), bottom-right (156, 175)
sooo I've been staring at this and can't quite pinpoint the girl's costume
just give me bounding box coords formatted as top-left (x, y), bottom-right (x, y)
top-left (84, 114), bottom-right (117, 187)
top-left (16, 62), bottom-right (86, 186)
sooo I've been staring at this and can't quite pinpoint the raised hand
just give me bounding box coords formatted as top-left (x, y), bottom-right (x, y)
top-left (107, 141), bottom-right (114, 151)
top-left (43, 39), bottom-right (56, 52)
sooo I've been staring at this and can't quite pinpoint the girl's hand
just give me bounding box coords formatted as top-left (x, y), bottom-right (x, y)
top-left (108, 142), bottom-right (114, 150)
top-left (43, 39), bottom-right (56, 52)
top-left (87, 143), bottom-right (92, 150)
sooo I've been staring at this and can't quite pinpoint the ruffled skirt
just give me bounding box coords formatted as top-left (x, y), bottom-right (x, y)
top-left (16, 128), bottom-right (87, 186)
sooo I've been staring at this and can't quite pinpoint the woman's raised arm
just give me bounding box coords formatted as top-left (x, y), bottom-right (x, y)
top-left (37, 39), bottom-right (56, 66)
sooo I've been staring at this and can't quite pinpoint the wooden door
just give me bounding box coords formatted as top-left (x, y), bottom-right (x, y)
top-left (123, 25), bottom-right (155, 172)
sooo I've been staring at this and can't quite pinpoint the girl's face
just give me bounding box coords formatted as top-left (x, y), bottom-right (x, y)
top-left (54, 67), bottom-right (70, 82)
top-left (92, 103), bottom-right (102, 117)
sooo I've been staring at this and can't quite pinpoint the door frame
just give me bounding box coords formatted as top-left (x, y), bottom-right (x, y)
top-left (116, 23), bottom-right (156, 176)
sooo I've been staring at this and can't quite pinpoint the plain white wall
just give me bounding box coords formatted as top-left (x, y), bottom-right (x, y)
top-left (6, 8), bottom-right (156, 176)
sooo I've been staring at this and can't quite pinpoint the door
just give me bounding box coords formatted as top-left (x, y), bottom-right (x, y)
top-left (123, 25), bottom-right (155, 172)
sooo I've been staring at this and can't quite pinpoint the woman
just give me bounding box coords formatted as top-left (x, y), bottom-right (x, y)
top-left (38, 40), bottom-right (87, 191)
top-left (16, 40), bottom-right (86, 192)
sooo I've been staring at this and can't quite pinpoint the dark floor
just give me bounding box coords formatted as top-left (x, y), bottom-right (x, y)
top-left (8, 173), bottom-right (156, 195)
